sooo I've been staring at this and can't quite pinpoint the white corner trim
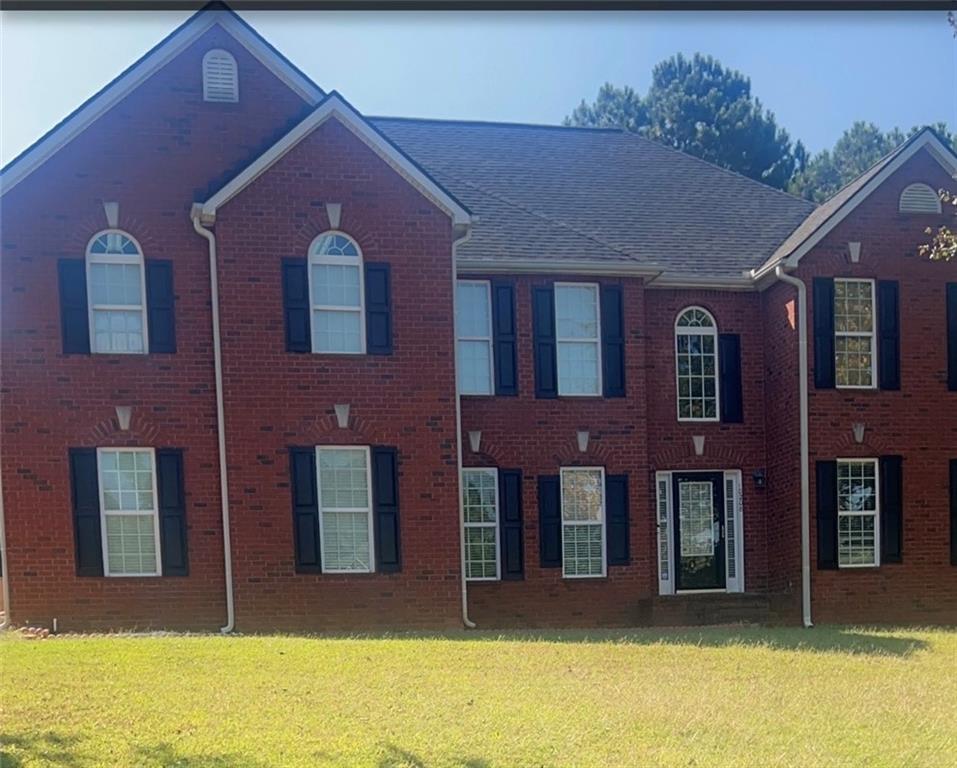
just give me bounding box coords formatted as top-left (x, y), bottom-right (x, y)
top-left (0, 9), bottom-right (323, 198)
top-left (200, 94), bottom-right (470, 226)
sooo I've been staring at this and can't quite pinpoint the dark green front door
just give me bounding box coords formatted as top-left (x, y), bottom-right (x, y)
top-left (672, 472), bottom-right (725, 591)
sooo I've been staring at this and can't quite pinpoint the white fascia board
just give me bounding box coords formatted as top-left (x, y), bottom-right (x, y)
top-left (646, 273), bottom-right (756, 291)
top-left (201, 94), bottom-right (471, 226)
top-left (0, 10), bottom-right (322, 198)
top-left (455, 257), bottom-right (661, 278)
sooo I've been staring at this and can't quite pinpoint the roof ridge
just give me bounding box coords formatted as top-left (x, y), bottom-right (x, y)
top-left (369, 115), bottom-right (621, 134)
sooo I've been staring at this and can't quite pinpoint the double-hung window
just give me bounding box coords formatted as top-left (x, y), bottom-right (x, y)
top-left (462, 468), bottom-right (499, 580)
top-left (97, 448), bottom-right (161, 576)
top-left (86, 231), bottom-right (148, 354)
top-left (555, 283), bottom-right (601, 396)
top-left (675, 307), bottom-right (719, 421)
top-left (834, 278), bottom-right (877, 388)
top-left (837, 458), bottom-right (880, 567)
top-left (560, 467), bottom-right (605, 577)
top-left (456, 281), bottom-right (494, 395)
top-left (309, 233), bottom-right (365, 354)
top-left (317, 446), bottom-right (374, 573)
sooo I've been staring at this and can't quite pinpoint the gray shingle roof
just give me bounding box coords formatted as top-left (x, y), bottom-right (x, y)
top-left (373, 117), bottom-right (816, 280)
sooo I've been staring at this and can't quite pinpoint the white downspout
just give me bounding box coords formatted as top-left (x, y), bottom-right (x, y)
top-left (775, 266), bottom-right (813, 628)
top-left (452, 224), bottom-right (476, 629)
top-left (0, 467), bottom-right (10, 629)
top-left (191, 206), bottom-right (235, 634)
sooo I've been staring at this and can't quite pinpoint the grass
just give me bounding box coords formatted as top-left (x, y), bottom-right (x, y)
top-left (1, 626), bottom-right (955, 768)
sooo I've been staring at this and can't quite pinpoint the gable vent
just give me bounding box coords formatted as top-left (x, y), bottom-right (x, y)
top-left (203, 49), bottom-right (238, 103)
top-left (899, 183), bottom-right (942, 214)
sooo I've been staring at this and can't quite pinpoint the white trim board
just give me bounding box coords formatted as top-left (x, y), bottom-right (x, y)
top-left (0, 7), bottom-right (324, 197)
top-left (200, 92), bottom-right (471, 227)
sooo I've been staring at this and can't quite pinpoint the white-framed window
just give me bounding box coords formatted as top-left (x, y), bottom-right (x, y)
top-left (97, 447), bottom-right (161, 577)
top-left (555, 283), bottom-right (601, 396)
top-left (202, 49), bottom-right (238, 103)
top-left (462, 468), bottom-right (499, 580)
top-left (316, 446), bottom-right (374, 573)
top-left (675, 306), bottom-right (719, 421)
top-left (834, 278), bottom-right (877, 389)
top-left (560, 466), bottom-right (605, 578)
top-left (837, 458), bottom-right (880, 568)
top-left (456, 280), bottom-right (494, 395)
top-left (86, 230), bottom-right (148, 354)
top-left (309, 232), bottom-right (366, 354)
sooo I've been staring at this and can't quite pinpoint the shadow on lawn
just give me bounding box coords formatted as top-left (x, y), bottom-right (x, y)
top-left (378, 743), bottom-right (489, 768)
top-left (315, 626), bottom-right (930, 658)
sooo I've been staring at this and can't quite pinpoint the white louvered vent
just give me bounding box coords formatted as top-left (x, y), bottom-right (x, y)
top-left (203, 49), bottom-right (238, 103)
top-left (899, 183), bottom-right (941, 214)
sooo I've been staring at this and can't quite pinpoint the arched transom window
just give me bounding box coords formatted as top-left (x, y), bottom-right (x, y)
top-left (675, 307), bottom-right (719, 421)
top-left (86, 230), bottom-right (148, 354)
top-left (309, 232), bottom-right (365, 354)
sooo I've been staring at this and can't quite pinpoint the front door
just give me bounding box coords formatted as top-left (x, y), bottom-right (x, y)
top-left (672, 472), bottom-right (725, 591)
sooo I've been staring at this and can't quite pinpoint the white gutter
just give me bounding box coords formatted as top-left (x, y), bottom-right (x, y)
top-left (774, 265), bottom-right (813, 628)
top-left (191, 205), bottom-right (235, 635)
top-left (452, 224), bottom-right (476, 629)
top-left (0, 466), bottom-right (10, 629)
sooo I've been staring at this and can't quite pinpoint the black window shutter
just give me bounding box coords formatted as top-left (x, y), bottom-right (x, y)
top-left (156, 448), bottom-right (188, 576)
top-left (813, 277), bottom-right (835, 389)
top-left (491, 282), bottom-right (518, 396)
top-left (950, 459), bottom-right (957, 567)
top-left (947, 284), bottom-right (957, 392)
top-left (365, 263), bottom-right (392, 355)
top-left (718, 333), bottom-right (743, 423)
top-left (538, 475), bottom-right (561, 567)
top-left (289, 447), bottom-right (321, 573)
top-left (499, 469), bottom-right (524, 579)
top-left (372, 446), bottom-right (401, 572)
top-left (58, 259), bottom-right (90, 355)
top-left (282, 259), bottom-right (311, 353)
top-left (145, 260), bottom-right (176, 354)
top-left (601, 285), bottom-right (626, 398)
top-left (532, 286), bottom-right (558, 398)
top-left (879, 455), bottom-right (903, 564)
top-left (70, 448), bottom-right (103, 576)
top-left (877, 280), bottom-right (900, 390)
top-left (816, 460), bottom-right (838, 569)
top-left (605, 474), bottom-right (630, 566)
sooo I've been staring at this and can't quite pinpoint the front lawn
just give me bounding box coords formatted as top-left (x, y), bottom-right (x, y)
top-left (1, 626), bottom-right (955, 767)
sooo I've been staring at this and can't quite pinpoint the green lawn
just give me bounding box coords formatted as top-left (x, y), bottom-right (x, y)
top-left (1, 626), bottom-right (955, 768)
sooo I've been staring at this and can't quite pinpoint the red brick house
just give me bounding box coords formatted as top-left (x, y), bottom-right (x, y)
top-left (1, 6), bottom-right (955, 632)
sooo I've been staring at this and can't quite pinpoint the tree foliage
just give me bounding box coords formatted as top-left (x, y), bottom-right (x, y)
top-left (919, 190), bottom-right (956, 262)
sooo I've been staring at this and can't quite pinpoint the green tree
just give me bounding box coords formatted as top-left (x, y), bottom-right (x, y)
top-left (565, 53), bottom-right (802, 190)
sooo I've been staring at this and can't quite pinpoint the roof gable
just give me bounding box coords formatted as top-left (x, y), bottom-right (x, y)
top-left (0, 4), bottom-right (324, 197)
top-left (200, 93), bottom-right (471, 227)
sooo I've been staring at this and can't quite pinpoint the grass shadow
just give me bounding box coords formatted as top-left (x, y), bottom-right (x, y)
top-left (133, 742), bottom-right (272, 767)
top-left (0, 732), bottom-right (87, 768)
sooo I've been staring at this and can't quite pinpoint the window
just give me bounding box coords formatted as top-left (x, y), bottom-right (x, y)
top-left (837, 459), bottom-right (880, 567)
top-left (309, 233), bottom-right (365, 354)
top-left (456, 281), bottom-right (494, 395)
top-left (561, 467), bottom-right (605, 577)
top-left (462, 468), bottom-right (499, 580)
top-left (555, 283), bottom-right (601, 395)
top-left (203, 49), bottom-right (238, 102)
top-left (675, 307), bottom-right (718, 421)
top-left (317, 446), bottom-right (374, 573)
top-left (97, 448), bottom-right (160, 576)
top-left (834, 278), bottom-right (876, 388)
top-left (899, 183), bottom-right (942, 214)
top-left (86, 230), bottom-right (148, 354)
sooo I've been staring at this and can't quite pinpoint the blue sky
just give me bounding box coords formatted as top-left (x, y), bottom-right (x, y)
top-left (1, 10), bottom-right (955, 166)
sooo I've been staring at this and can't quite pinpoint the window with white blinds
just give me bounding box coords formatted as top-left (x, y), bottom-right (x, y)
top-left (317, 447), bottom-right (374, 573)
top-left (98, 448), bottom-right (161, 577)
top-left (203, 49), bottom-right (239, 103)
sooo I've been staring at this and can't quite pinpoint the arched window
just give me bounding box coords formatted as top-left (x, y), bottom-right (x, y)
top-left (675, 307), bottom-right (719, 421)
top-left (899, 183), bottom-right (942, 214)
top-left (86, 230), bottom-right (148, 354)
top-left (309, 232), bottom-right (365, 354)
top-left (203, 49), bottom-right (238, 103)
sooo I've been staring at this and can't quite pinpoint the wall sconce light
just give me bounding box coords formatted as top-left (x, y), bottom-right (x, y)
top-left (692, 435), bottom-right (705, 456)
top-left (468, 431), bottom-right (482, 453)
top-left (753, 469), bottom-right (767, 489)
top-left (852, 422), bottom-right (866, 444)
top-left (333, 403), bottom-right (350, 429)
top-left (114, 405), bottom-right (132, 431)
top-left (577, 431), bottom-right (590, 453)
top-left (848, 241), bottom-right (862, 264)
